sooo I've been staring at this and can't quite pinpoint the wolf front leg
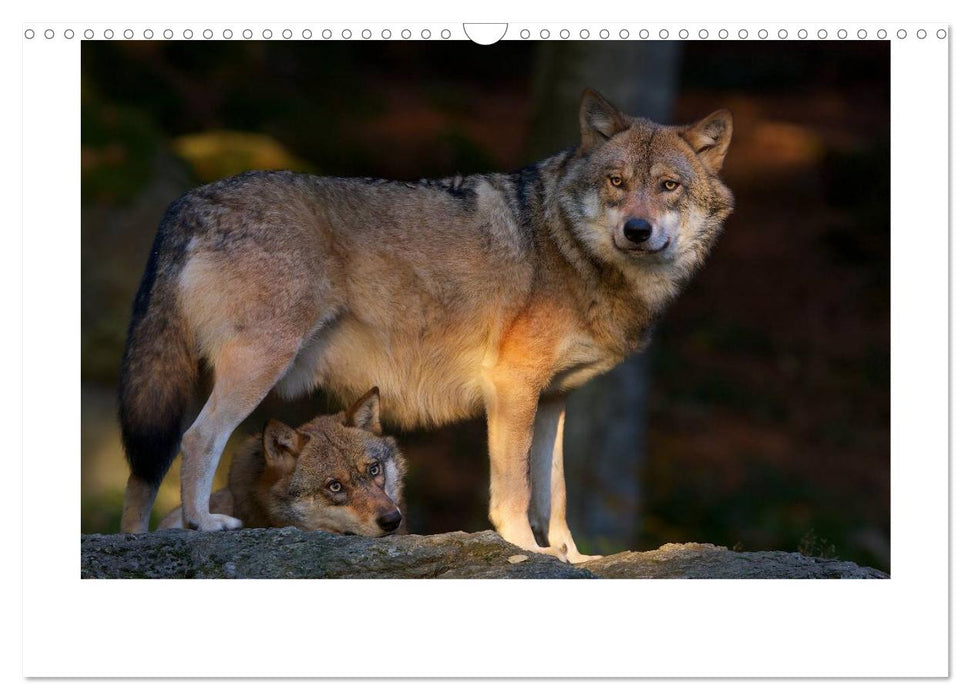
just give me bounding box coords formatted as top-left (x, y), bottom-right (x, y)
top-left (527, 396), bottom-right (558, 546)
top-left (483, 375), bottom-right (568, 562)
top-left (529, 396), bottom-right (602, 564)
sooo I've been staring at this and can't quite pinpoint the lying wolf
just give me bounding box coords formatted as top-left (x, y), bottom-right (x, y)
top-left (157, 388), bottom-right (406, 535)
top-left (119, 88), bottom-right (733, 562)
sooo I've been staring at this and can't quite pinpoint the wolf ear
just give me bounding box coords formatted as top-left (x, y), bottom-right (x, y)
top-left (579, 88), bottom-right (630, 152)
top-left (262, 419), bottom-right (309, 471)
top-left (681, 109), bottom-right (734, 173)
top-left (344, 387), bottom-right (382, 435)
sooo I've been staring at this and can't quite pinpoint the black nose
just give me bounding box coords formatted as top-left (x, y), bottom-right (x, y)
top-left (377, 510), bottom-right (402, 532)
top-left (623, 218), bottom-right (652, 244)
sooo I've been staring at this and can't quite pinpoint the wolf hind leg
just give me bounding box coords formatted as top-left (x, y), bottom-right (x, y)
top-left (157, 488), bottom-right (234, 530)
top-left (179, 337), bottom-right (302, 531)
top-left (120, 474), bottom-right (160, 533)
top-left (530, 398), bottom-right (601, 564)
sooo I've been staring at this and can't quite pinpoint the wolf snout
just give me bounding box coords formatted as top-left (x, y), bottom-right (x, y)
top-left (623, 218), bottom-right (652, 244)
top-left (376, 509), bottom-right (403, 532)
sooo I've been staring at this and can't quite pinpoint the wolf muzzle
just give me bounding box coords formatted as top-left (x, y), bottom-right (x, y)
top-left (377, 508), bottom-right (403, 532)
top-left (622, 218), bottom-right (670, 254)
top-left (623, 218), bottom-right (652, 243)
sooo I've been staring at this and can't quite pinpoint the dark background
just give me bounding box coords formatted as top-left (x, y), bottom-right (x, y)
top-left (81, 40), bottom-right (890, 571)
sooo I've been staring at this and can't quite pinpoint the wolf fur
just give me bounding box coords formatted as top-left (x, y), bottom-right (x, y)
top-left (157, 388), bottom-right (407, 536)
top-left (118, 88), bottom-right (733, 562)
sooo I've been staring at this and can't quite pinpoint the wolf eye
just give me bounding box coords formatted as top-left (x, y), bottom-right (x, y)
top-left (608, 175), bottom-right (624, 188)
top-left (328, 481), bottom-right (343, 493)
top-left (663, 180), bottom-right (680, 191)
top-left (368, 462), bottom-right (382, 477)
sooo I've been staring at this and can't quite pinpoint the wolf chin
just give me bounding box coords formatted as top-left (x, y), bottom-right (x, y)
top-left (118, 88), bottom-right (734, 563)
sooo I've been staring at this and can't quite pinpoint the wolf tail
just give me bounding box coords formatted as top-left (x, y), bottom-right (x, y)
top-left (118, 219), bottom-right (198, 533)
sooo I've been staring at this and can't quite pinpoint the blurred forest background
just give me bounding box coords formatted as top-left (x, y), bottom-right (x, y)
top-left (81, 40), bottom-right (890, 571)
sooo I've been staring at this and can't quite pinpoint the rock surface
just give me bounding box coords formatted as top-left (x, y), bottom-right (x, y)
top-left (578, 542), bottom-right (889, 579)
top-left (81, 529), bottom-right (888, 579)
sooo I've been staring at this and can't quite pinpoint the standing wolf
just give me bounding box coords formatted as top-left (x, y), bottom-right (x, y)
top-left (119, 89), bottom-right (733, 562)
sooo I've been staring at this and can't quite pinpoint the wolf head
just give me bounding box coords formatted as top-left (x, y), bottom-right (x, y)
top-left (256, 388), bottom-right (407, 536)
top-left (560, 88), bottom-right (735, 285)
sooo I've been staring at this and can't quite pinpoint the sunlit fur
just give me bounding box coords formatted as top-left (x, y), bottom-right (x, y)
top-left (119, 88), bottom-right (733, 562)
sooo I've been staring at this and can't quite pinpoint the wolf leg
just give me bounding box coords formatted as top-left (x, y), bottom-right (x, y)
top-left (484, 376), bottom-right (567, 562)
top-left (121, 474), bottom-right (160, 533)
top-left (528, 396), bottom-right (564, 547)
top-left (538, 401), bottom-right (601, 564)
top-left (529, 399), bottom-right (601, 563)
top-left (180, 339), bottom-right (300, 531)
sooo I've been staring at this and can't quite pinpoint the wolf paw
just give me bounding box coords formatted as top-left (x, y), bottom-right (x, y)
top-left (546, 542), bottom-right (602, 564)
top-left (187, 513), bottom-right (243, 531)
top-left (515, 545), bottom-right (569, 563)
top-left (564, 551), bottom-right (602, 564)
top-left (496, 526), bottom-right (570, 563)
top-left (548, 535), bottom-right (603, 564)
